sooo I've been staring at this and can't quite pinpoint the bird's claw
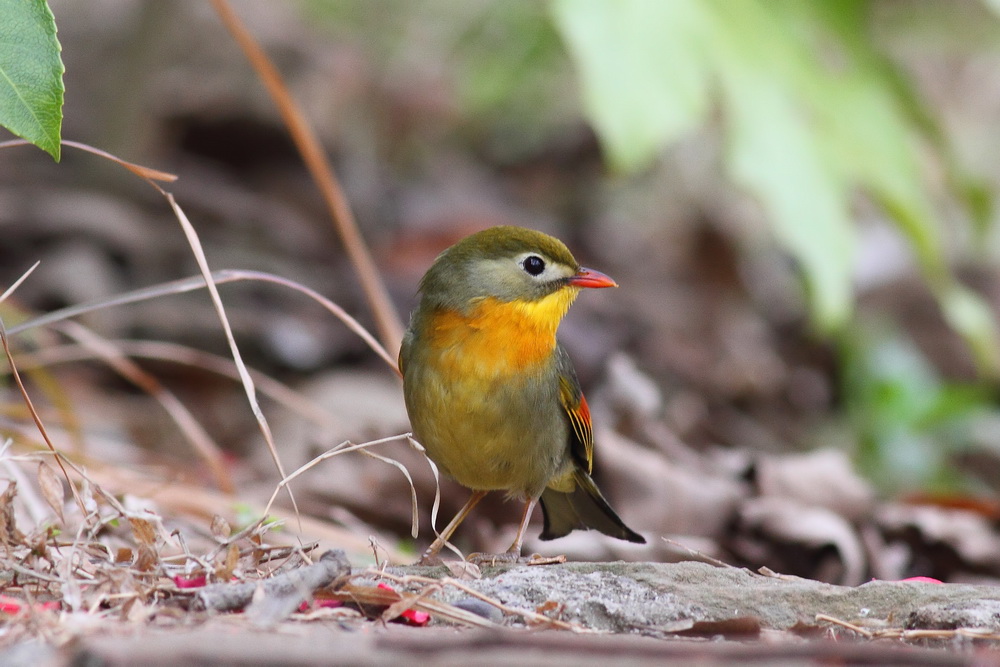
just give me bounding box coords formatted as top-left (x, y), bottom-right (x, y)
top-left (415, 553), bottom-right (445, 566)
top-left (466, 550), bottom-right (523, 566)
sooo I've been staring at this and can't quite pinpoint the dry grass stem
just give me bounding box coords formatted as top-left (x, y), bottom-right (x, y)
top-left (332, 577), bottom-right (495, 628)
top-left (8, 269), bottom-right (398, 376)
top-left (161, 193), bottom-right (291, 508)
top-left (0, 261), bottom-right (40, 304)
top-left (10, 339), bottom-right (336, 428)
top-left (816, 613), bottom-right (1000, 642)
top-left (3, 140), bottom-right (299, 512)
top-left (0, 319), bottom-right (86, 516)
top-left (0, 139), bottom-right (178, 183)
top-left (262, 434), bottom-right (423, 542)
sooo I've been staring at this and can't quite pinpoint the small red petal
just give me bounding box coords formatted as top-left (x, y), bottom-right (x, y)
top-left (399, 609), bottom-right (430, 626)
top-left (0, 596), bottom-right (58, 613)
top-left (299, 599), bottom-right (344, 612)
top-left (376, 583), bottom-right (428, 625)
top-left (0, 596), bottom-right (23, 613)
top-left (173, 574), bottom-right (208, 589)
top-left (899, 576), bottom-right (943, 584)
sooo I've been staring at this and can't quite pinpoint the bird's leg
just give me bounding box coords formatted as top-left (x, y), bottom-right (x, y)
top-left (417, 490), bottom-right (487, 565)
top-left (467, 498), bottom-right (537, 565)
top-left (505, 497), bottom-right (537, 557)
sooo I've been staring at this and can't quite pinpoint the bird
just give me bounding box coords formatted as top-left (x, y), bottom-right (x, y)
top-left (398, 225), bottom-right (645, 563)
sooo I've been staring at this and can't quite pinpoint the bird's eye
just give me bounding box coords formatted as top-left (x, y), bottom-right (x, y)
top-left (522, 255), bottom-right (546, 276)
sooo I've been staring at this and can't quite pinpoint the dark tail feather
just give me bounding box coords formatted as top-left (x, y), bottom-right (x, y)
top-left (539, 469), bottom-right (645, 543)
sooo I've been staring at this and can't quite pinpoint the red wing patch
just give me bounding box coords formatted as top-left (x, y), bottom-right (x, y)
top-left (559, 377), bottom-right (594, 474)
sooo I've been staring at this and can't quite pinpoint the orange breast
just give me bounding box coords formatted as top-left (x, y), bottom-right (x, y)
top-left (425, 290), bottom-right (577, 378)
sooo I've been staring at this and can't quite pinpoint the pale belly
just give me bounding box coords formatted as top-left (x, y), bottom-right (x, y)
top-left (403, 361), bottom-right (571, 498)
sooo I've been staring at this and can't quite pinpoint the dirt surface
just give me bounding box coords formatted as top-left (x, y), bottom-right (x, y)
top-left (6, 559), bottom-right (1000, 666)
top-left (410, 560), bottom-right (1000, 633)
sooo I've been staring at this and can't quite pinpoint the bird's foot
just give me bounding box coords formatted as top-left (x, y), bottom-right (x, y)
top-left (415, 553), bottom-right (445, 566)
top-left (465, 550), bottom-right (523, 566)
top-left (524, 553), bottom-right (566, 566)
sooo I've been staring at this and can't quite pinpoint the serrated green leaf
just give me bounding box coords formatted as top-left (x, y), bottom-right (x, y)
top-left (0, 0), bottom-right (64, 161)
top-left (551, 0), bottom-right (711, 172)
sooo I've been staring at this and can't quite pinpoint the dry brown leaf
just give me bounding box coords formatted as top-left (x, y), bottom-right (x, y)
top-left (211, 514), bottom-right (232, 540)
top-left (877, 503), bottom-right (1000, 572)
top-left (381, 591), bottom-right (422, 623)
top-left (535, 599), bottom-right (565, 619)
top-left (675, 616), bottom-right (762, 639)
top-left (0, 481), bottom-right (24, 546)
top-left (735, 497), bottom-right (866, 585)
top-left (37, 461), bottom-right (66, 524)
top-left (128, 517), bottom-right (157, 547)
top-left (754, 449), bottom-right (875, 520)
top-left (135, 544), bottom-right (158, 572)
top-left (216, 543), bottom-right (239, 581)
top-left (445, 560), bottom-right (481, 580)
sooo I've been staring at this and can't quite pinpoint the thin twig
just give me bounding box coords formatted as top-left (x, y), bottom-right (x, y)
top-left (334, 577), bottom-right (496, 628)
top-left (815, 613), bottom-right (874, 638)
top-left (0, 261), bottom-right (40, 304)
top-left (261, 434), bottom-right (413, 519)
top-left (0, 318), bottom-right (86, 516)
top-left (661, 537), bottom-right (737, 570)
top-left (816, 613), bottom-right (1000, 642)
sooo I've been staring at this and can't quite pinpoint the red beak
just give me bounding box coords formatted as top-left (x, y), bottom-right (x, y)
top-left (568, 267), bottom-right (618, 289)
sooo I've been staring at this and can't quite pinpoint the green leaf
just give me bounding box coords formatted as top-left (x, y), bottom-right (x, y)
top-left (939, 283), bottom-right (1000, 377)
top-left (982, 0), bottom-right (1000, 18)
top-left (708, 1), bottom-right (858, 329)
top-left (552, 0), bottom-right (1000, 359)
top-left (551, 0), bottom-right (711, 172)
top-left (841, 323), bottom-right (996, 492)
top-left (720, 67), bottom-right (855, 330)
top-left (0, 0), bottom-right (64, 161)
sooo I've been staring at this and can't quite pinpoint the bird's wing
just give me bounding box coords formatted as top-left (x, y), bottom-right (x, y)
top-left (397, 328), bottom-right (412, 376)
top-left (555, 345), bottom-right (594, 474)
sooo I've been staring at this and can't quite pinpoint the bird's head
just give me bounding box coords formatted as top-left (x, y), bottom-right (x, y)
top-left (418, 226), bottom-right (616, 315)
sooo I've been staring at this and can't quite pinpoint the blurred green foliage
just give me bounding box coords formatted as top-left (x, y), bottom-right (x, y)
top-left (841, 326), bottom-right (994, 494)
top-left (552, 0), bottom-right (998, 369)
top-left (305, 0), bottom-right (572, 160)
